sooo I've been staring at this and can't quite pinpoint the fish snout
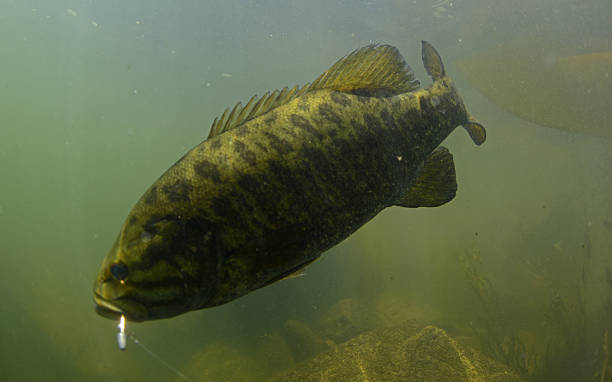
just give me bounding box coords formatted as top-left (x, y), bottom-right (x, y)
top-left (93, 280), bottom-right (148, 322)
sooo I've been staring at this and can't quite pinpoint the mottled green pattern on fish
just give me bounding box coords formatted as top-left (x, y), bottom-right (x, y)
top-left (94, 41), bottom-right (486, 321)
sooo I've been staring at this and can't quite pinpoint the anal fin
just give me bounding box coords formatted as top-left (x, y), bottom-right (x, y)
top-left (281, 269), bottom-right (306, 281)
top-left (395, 146), bottom-right (457, 208)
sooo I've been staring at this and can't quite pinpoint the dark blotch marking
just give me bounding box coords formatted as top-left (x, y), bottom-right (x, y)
top-left (129, 215), bottom-right (138, 225)
top-left (380, 109), bottom-right (396, 129)
top-left (419, 96), bottom-right (432, 112)
top-left (264, 112), bottom-right (278, 125)
top-left (355, 95), bottom-right (371, 104)
top-left (144, 186), bottom-right (158, 205)
top-left (352, 88), bottom-right (394, 97)
top-left (330, 92), bottom-right (351, 107)
top-left (125, 276), bottom-right (185, 290)
top-left (301, 146), bottom-right (333, 182)
top-left (298, 99), bottom-right (311, 112)
top-left (194, 159), bottom-right (221, 181)
top-left (140, 214), bottom-right (217, 277)
top-left (266, 159), bottom-right (295, 189)
top-left (363, 113), bottom-right (381, 129)
top-left (163, 180), bottom-right (193, 203)
top-left (209, 138), bottom-right (222, 151)
top-left (235, 173), bottom-right (278, 225)
top-left (255, 141), bottom-right (270, 153)
top-left (233, 140), bottom-right (257, 166)
top-left (143, 214), bottom-right (179, 235)
top-left (350, 118), bottom-right (365, 131)
top-left (235, 126), bottom-right (248, 137)
top-left (242, 149), bottom-right (257, 166)
top-left (211, 195), bottom-right (243, 224)
top-left (280, 124), bottom-right (298, 138)
top-left (290, 114), bottom-right (323, 140)
top-left (236, 173), bottom-right (260, 195)
top-left (334, 136), bottom-right (354, 159)
top-left (263, 131), bottom-right (292, 155)
top-left (318, 103), bottom-right (343, 126)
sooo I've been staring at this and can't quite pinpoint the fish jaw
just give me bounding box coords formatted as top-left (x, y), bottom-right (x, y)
top-left (93, 245), bottom-right (149, 322)
top-left (94, 280), bottom-right (149, 322)
top-left (93, 278), bottom-right (195, 322)
top-left (92, 241), bottom-right (202, 322)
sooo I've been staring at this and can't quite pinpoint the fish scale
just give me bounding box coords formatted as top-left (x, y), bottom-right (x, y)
top-left (94, 41), bottom-right (486, 322)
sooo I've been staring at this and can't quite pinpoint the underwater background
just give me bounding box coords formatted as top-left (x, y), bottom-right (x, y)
top-left (1, 0), bottom-right (611, 381)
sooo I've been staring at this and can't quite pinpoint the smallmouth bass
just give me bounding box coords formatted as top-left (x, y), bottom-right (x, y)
top-left (94, 41), bottom-right (486, 321)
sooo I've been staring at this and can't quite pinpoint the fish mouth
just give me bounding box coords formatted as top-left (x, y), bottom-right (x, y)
top-left (94, 293), bottom-right (148, 322)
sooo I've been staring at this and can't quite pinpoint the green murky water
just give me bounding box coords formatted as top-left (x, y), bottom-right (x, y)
top-left (1, 0), bottom-right (611, 381)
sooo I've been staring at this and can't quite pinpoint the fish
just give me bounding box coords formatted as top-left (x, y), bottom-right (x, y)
top-left (94, 41), bottom-right (486, 322)
top-left (456, 36), bottom-right (612, 139)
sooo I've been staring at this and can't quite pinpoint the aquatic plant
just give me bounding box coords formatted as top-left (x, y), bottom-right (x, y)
top-left (459, 245), bottom-right (538, 379)
top-left (459, 237), bottom-right (612, 382)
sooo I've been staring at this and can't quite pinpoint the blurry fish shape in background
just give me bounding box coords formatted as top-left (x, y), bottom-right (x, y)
top-left (94, 41), bottom-right (486, 322)
top-left (431, 0), bottom-right (454, 19)
top-left (456, 36), bottom-right (612, 139)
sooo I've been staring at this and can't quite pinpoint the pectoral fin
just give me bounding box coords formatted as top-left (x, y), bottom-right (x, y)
top-left (395, 146), bottom-right (457, 208)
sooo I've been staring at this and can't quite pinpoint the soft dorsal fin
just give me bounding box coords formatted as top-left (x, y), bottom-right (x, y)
top-left (207, 44), bottom-right (420, 139)
top-left (308, 43), bottom-right (420, 94)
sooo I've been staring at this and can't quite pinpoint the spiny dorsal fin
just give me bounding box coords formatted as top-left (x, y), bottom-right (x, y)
top-left (207, 84), bottom-right (309, 139)
top-left (207, 44), bottom-right (420, 139)
top-left (395, 146), bottom-right (456, 208)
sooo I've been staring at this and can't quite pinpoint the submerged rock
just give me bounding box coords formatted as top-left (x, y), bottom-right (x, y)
top-left (178, 342), bottom-right (257, 382)
top-left (269, 324), bottom-right (525, 382)
top-left (374, 292), bottom-right (441, 328)
top-left (317, 298), bottom-right (378, 343)
top-left (283, 319), bottom-right (333, 362)
top-left (178, 334), bottom-right (297, 382)
top-left (254, 332), bottom-right (296, 373)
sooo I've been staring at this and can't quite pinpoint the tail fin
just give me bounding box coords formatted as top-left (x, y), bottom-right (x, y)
top-left (422, 40), bottom-right (487, 146)
top-left (422, 40), bottom-right (445, 80)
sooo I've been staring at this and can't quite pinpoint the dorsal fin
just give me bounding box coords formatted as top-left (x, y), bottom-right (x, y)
top-left (308, 43), bottom-right (420, 94)
top-left (207, 44), bottom-right (420, 139)
top-left (207, 84), bottom-right (309, 139)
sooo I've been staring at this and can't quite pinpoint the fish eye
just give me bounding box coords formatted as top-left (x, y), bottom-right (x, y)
top-left (110, 262), bottom-right (129, 281)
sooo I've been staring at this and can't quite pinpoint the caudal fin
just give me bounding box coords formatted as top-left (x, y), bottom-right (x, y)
top-left (422, 40), bottom-right (446, 80)
top-left (422, 41), bottom-right (487, 146)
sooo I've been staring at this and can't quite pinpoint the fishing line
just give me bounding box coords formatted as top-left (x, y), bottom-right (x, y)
top-left (128, 333), bottom-right (194, 382)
